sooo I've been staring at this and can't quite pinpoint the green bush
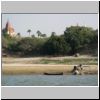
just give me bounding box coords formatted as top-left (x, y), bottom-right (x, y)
top-left (43, 35), bottom-right (71, 55)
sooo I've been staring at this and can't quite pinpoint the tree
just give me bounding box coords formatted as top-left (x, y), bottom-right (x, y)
top-left (43, 35), bottom-right (71, 55)
top-left (16, 37), bottom-right (45, 55)
top-left (2, 28), bottom-right (10, 38)
top-left (40, 34), bottom-right (46, 38)
top-left (64, 26), bottom-right (97, 54)
top-left (51, 32), bottom-right (56, 36)
top-left (31, 34), bottom-right (35, 38)
top-left (17, 33), bottom-right (21, 38)
top-left (92, 29), bottom-right (98, 44)
top-left (27, 29), bottom-right (32, 36)
top-left (2, 36), bottom-right (8, 49)
top-left (2, 28), bottom-right (7, 34)
top-left (64, 26), bottom-right (80, 54)
top-left (36, 30), bottom-right (42, 37)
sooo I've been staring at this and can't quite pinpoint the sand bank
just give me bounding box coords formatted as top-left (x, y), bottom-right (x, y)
top-left (2, 64), bottom-right (98, 75)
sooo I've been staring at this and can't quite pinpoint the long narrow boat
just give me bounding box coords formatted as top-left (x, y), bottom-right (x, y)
top-left (44, 72), bottom-right (63, 75)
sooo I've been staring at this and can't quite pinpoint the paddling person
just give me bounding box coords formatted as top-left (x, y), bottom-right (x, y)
top-left (78, 64), bottom-right (83, 70)
top-left (72, 66), bottom-right (79, 75)
top-left (77, 64), bottom-right (84, 75)
top-left (72, 64), bottom-right (83, 75)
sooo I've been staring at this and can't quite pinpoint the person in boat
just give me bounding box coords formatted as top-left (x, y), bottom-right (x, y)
top-left (78, 64), bottom-right (83, 70)
top-left (72, 64), bottom-right (83, 75)
top-left (72, 66), bottom-right (79, 75)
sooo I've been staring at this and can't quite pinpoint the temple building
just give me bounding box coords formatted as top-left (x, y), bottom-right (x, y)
top-left (5, 20), bottom-right (16, 37)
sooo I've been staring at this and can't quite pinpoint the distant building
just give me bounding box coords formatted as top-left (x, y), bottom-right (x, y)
top-left (5, 20), bottom-right (16, 37)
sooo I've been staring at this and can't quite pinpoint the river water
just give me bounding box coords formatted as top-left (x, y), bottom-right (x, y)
top-left (1, 75), bottom-right (98, 86)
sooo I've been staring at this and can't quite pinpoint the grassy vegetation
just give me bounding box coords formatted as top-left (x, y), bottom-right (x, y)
top-left (2, 56), bottom-right (98, 65)
top-left (39, 58), bottom-right (98, 65)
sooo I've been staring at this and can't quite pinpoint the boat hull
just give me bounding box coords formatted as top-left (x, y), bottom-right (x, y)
top-left (44, 72), bottom-right (63, 75)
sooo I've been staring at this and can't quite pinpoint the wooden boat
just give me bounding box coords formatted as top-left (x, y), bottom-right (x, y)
top-left (44, 72), bottom-right (63, 75)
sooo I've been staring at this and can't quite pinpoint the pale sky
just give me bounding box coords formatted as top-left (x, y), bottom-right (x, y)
top-left (2, 14), bottom-right (98, 37)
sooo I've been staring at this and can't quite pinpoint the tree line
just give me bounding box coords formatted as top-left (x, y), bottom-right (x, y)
top-left (2, 25), bottom-right (98, 56)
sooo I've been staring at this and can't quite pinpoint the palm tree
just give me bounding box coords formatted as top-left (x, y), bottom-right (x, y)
top-left (17, 33), bottom-right (21, 37)
top-left (27, 29), bottom-right (32, 36)
top-left (36, 30), bottom-right (42, 37)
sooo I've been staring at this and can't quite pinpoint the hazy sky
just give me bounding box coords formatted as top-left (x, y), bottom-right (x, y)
top-left (2, 14), bottom-right (98, 37)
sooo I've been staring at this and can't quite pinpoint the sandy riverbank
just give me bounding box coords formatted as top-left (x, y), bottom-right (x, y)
top-left (2, 64), bottom-right (98, 75)
top-left (2, 56), bottom-right (98, 75)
